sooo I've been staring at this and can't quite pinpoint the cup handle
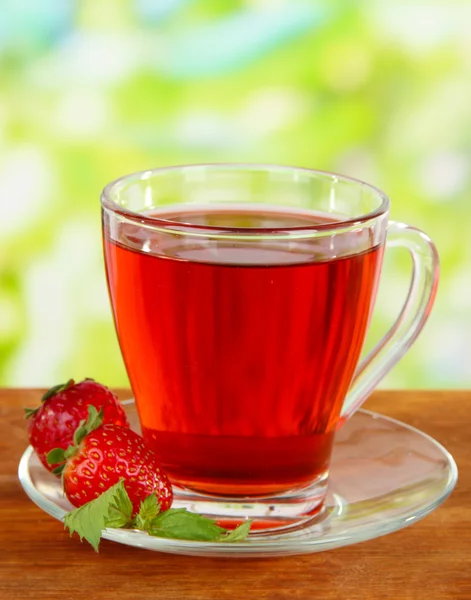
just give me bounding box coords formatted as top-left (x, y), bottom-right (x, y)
top-left (339, 221), bottom-right (439, 424)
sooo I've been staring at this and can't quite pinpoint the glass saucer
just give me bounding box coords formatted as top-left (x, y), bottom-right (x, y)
top-left (18, 401), bottom-right (457, 558)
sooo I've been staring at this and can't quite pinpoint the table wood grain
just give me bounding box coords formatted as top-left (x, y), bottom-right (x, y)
top-left (1, 389), bottom-right (470, 600)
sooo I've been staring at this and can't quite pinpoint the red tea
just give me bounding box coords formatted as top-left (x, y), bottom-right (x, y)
top-left (103, 208), bottom-right (383, 496)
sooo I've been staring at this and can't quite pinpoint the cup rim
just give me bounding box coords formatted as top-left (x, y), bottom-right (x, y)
top-left (101, 163), bottom-right (390, 233)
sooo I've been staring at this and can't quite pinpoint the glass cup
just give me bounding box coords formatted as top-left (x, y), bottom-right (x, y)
top-left (101, 164), bottom-right (439, 532)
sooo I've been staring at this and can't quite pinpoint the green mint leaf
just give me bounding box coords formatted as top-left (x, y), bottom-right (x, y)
top-left (148, 508), bottom-right (227, 541)
top-left (134, 494), bottom-right (161, 531)
top-left (218, 520), bottom-right (252, 542)
top-left (41, 379), bottom-right (74, 402)
top-left (64, 481), bottom-right (127, 552)
top-left (139, 494), bottom-right (161, 520)
top-left (46, 448), bottom-right (66, 465)
top-left (104, 483), bottom-right (133, 529)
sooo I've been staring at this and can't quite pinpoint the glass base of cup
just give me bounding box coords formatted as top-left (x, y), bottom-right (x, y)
top-left (170, 471), bottom-right (329, 534)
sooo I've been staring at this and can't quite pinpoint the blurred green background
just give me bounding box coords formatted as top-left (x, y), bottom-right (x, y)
top-left (1, 0), bottom-right (470, 389)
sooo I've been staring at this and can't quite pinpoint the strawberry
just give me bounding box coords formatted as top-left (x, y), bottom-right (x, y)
top-left (48, 406), bottom-right (173, 514)
top-left (47, 407), bottom-right (251, 552)
top-left (26, 379), bottom-right (129, 473)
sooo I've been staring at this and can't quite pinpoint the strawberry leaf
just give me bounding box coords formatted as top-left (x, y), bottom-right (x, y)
top-left (72, 420), bottom-right (87, 446)
top-left (73, 405), bottom-right (103, 446)
top-left (134, 494), bottom-right (161, 531)
top-left (41, 379), bottom-right (74, 402)
top-left (24, 407), bottom-right (39, 419)
top-left (64, 481), bottom-right (128, 552)
top-left (46, 448), bottom-right (66, 465)
top-left (148, 508), bottom-right (228, 541)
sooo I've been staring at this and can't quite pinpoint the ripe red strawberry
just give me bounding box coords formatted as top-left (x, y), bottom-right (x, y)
top-left (26, 379), bottom-right (129, 473)
top-left (49, 406), bottom-right (173, 514)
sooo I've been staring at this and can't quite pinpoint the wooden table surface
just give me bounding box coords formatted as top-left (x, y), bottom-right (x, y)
top-left (1, 388), bottom-right (470, 600)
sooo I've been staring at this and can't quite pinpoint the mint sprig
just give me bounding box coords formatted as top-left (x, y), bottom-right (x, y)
top-left (104, 483), bottom-right (133, 529)
top-left (147, 507), bottom-right (228, 541)
top-left (133, 493), bottom-right (160, 531)
top-left (219, 520), bottom-right (252, 542)
top-left (64, 482), bottom-right (126, 551)
top-left (64, 481), bottom-right (252, 551)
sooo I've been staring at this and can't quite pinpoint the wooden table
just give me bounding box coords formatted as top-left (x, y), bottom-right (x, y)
top-left (1, 389), bottom-right (470, 600)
